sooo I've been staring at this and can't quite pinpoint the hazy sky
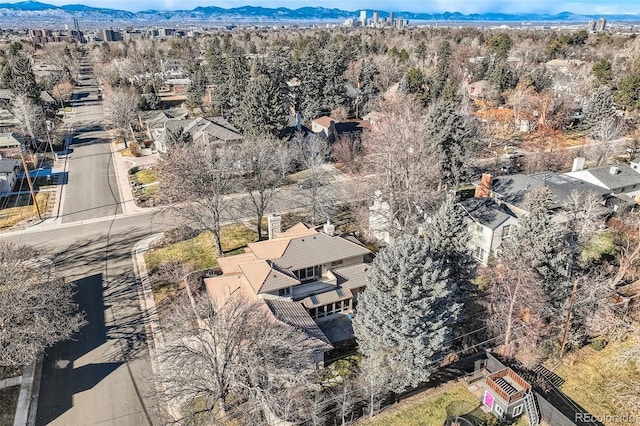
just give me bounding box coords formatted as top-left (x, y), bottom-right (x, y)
top-left (6, 0), bottom-right (640, 14)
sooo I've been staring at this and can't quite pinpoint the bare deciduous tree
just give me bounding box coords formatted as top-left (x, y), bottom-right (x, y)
top-left (486, 262), bottom-right (547, 358)
top-left (363, 96), bottom-right (440, 238)
top-left (292, 132), bottom-right (332, 225)
top-left (157, 140), bottom-right (235, 255)
top-left (104, 86), bottom-right (139, 147)
top-left (0, 242), bottom-right (85, 372)
top-left (156, 295), bottom-right (317, 424)
top-left (238, 135), bottom-right (291, 239)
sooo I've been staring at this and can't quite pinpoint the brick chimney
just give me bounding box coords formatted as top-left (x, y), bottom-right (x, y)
top-left (475, 173), bottom-right (493, 198)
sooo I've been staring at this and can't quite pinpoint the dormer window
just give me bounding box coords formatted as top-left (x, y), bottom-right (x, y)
top-left (278, 287), bottom-right (291, 297)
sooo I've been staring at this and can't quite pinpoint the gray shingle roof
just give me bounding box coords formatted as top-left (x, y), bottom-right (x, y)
top-left (571, 164), bottom-right (640, 191)
top-left (0, 159), bottom-right (19, 174)
top-left (273, 233), bottom-right (370, 271)
top-left (265, 299), bottom-right (333, 350)
top-left (460, 198), bottom-right (516, 230)
top-left (333, 263), bottom-right (370, 290)
top-left (490, 172), bottom-right (610, 209)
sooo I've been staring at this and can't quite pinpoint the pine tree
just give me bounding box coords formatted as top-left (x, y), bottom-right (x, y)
top-left (322, 48), bottom-right (349, 112)
top-left (425, 100), bottom-right (471, 190)
top-left (582, 86), bottom-right (616, 130)
top-left (615, 69), bottom-right (640, 111)
top-left (592, 59), bottom-right (613, 87)
top-left (186, 68), bottom-right (206, 110)
top-left (509, 187), bottom-right (568, 309)
top-left (236, 75), bottom-right (288, 136)
top-left (358, 59), bottom-right (380, 116)
top-left (423, 199), bottom-right (474, 286)
top-left (1, 49), bottom-right (39, 102)
top-left (353, 236), bottom-right (463, 389)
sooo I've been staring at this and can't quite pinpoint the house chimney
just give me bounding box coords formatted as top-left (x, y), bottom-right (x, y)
top-left (572, 157), bottom-right (585, 172)
top-left (323, 218), bottom-right (335, 236)
top-left (609, 166), bottom-right (620, 176)
top-left (267, 214), bottom-right (281, 240)
top-left (475, 173), bottom-right (493, 198)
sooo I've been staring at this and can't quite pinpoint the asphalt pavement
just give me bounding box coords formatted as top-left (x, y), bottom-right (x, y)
top-left (61, 61), bottom-right (122, 224)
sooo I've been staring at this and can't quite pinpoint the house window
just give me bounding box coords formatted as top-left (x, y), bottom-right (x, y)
top-left (512, 404), bottom-right (524, 417)
top-left (473, 246), bottom-right (486, 261)
top-left (294, 265), bottom-right (321, 282)
top-left (494, 404), bottom-right (504, 417)
top-left (502, 225), bottom-right (511, 239)
top-left (278, 287), bottom-right (291, 297)
top-left (331, 259), bottom-right (343, 268)
top-left (309, 307), bottom-right (317, 319)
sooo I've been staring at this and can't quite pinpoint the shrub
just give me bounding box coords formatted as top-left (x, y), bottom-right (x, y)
top-left (128, 166), bottom-right (140, 175)
top-left (164, 226), bottom-right (200, 245)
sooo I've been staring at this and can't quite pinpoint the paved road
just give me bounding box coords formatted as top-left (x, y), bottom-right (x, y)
top-left (61, 59), bottom-right (121, 224)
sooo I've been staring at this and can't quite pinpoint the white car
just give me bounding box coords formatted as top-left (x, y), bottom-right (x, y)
top-left (503, 151), bottom-right (524, 159)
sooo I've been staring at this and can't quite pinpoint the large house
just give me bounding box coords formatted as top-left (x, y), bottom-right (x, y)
top-left (459, 197), bottom-right (518, 266)
top-left (147, 116), bottom-right (244, 153)
top-left (565, 160), bottom-right (640, 200)
top-left (205, 218), bottom-right (372, 365)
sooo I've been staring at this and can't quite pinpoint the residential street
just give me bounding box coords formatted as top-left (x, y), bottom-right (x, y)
top-left (61, 59), bottom-right (122, 224)
top-left (0, 58), bottom-right (355, 425)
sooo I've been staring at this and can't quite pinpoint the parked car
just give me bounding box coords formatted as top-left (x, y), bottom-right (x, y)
top-left (503, 151), bottom-right (524, 159)
top-left (626, 146), bottom-right (640, 154)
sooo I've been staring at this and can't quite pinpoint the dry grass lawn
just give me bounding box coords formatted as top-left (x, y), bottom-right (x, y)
top-left (134, 169), bottom-right (158, 185)
top-left (359, 383), bottom-right (496, 426)
top-left (553, 337), bottom-right (640, 425)
top-left (145, 222), bottom-right (258, 273)
top-left (0, 192), bottom-right (50, 229)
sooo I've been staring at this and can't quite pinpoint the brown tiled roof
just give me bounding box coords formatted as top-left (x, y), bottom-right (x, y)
top-left (204, 274), bottom-right (259, 304)
top-left (265, 299), bottom-right (333, 349)
top-left (239, 260), bottom-right (299, 293)
top-left (247, 238), bottom-right (291, 260)
top-left (312, 116), bottom-right (334, 129)
top-left (217, 252), bottom-right (257, 274)
top-left (274, 222), bottom-right (317, 238)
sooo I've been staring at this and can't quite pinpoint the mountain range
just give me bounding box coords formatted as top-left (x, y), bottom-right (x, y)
top-left (0, 1), bottom-right (639, 24)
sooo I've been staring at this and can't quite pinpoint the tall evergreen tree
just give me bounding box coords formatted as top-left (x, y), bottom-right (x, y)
top-left (186, 67), bottom-right (206, 110)
top-left (358, 59), bottom-right (380, 116)
top-left (512, 187), bottom-right (567, 298)
top-left (353, 236), bottom-right (463, 388)
top-left (322, 48), bottom-right (349, 112)
top-left (1, 49), bottom-right (39, 101)
top-left (425, 100), bottom-right (471, 190)
top-left (581, 86), bottom-right (616, 130)
top-left (423, 199), bottom-right (474, 286)
top-left (236, 75), bottom-right (288, 136)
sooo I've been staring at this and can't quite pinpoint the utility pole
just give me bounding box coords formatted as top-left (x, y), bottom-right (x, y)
top-left (559, 279), bottom-right (579, 357)
top-left (46, 120), bottom-right (57, 161)
top-left (19, 148), bottom-right (42, 220)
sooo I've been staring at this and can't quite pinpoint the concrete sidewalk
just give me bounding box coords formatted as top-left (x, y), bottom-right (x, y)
top-left (109, 141), bottom-right (149, 216)
top-left (131, 233), bottom-right (180, 421)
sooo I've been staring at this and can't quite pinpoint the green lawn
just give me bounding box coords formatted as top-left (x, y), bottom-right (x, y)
top-left (554, 337), bottom-right (639, 424)
top-left (361, 384), bottom-right (495, 426)
top-left (135, 169), bottom-right (158, 185)
top-left (145, 223), bottom-right (258, 273)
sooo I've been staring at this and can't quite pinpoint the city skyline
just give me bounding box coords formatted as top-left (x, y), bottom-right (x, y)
top-left (1, 0), bottom-right (639, 15)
